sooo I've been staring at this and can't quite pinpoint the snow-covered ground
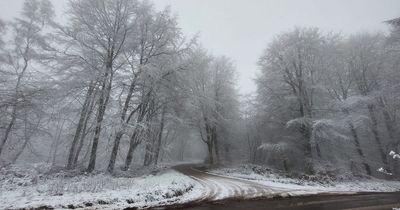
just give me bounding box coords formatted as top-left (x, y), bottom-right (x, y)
top-left (2, 163), bottom-right (400, 209)
top-left (0, 164), bottom-right (204, 209)
top-left (209, 164), bottom-right (400, 196)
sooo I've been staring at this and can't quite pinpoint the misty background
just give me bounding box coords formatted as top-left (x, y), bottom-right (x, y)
top-left (2, 0), bottom-right (399, 95)
top-left (1, 0), bottom-right (400, 208)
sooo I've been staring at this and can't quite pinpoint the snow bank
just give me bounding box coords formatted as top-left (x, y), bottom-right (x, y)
top-left (210, 164), bottom-right (400, 196)
top-left (0, 165), bottom-right (203, 209)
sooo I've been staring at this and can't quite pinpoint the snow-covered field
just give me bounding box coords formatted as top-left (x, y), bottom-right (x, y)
top-left (209, 164), bottom-right (400, 196)
top-left (0, 164), bottom-right (203, 209)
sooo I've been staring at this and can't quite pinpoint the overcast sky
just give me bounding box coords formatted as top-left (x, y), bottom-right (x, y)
top-left (1, 0), bottom-right (399, 95)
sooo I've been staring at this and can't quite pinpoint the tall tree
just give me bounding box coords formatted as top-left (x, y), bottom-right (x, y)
top-left (323, 38), bottom-right (372, 175)
top-left (257, 28), bottom-right (330, 173)
top-left (0, 0), bottom-right (54, 158)
top-left (60, 0), bottom-right (136, 172)
top-left (119, 5), bottom-right (184, 171)
top-left (345, 33), bottom-right (390, 169)
top-left (184, 49), bottom-right (239, 164)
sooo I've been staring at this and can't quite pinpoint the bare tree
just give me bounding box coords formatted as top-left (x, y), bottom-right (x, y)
top-left (324, 40), bottom-right (372, 175)
top-left (346, 33), bottom-right (390, 169)
top-left (0, 0), bottom-right (54, 159)
top-left (58, 0), bottom-right (136, 172)
top-left (117, 6), bottom-right (184, 171)
top-left (257, 28), bottom-right (330, 172)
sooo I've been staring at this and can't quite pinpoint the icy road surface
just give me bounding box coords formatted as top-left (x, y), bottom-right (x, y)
top-left (172, 165), bottom-right (400, 210)
top-left (174, 165), bottom-right (294, 202)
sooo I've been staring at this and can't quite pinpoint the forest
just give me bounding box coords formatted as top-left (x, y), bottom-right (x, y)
top-left (0, 0), bottom-right (241, 172)
top-left (0, 0), bottom-right (400, 209)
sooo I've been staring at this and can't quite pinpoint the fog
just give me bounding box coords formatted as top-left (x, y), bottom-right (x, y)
top-left (0, 0), bottom-right (400, 209)
top-left (2, 0), bottom-right (399, 95)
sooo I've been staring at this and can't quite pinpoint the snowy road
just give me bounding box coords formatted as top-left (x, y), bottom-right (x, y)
top-left (173, 165), bottom-right (289, 202)
top-left (172, 165), bottom-right (400, 210)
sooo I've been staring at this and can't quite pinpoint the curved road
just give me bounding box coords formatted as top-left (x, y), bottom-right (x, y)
top-left (174, 165), bottom-right (290, 202)
top-left (172, 165), bottom-right (400, 210)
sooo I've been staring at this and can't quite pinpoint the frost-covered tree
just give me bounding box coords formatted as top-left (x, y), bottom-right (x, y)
top-left (55, 0), bottom-right (137, 172)
top-left (183, 49), bottom-right (239, 164)
top-left (344, 33), bottom-right (390, 169)
top-left (257, 28), bottom-right (335, 173)
top-left (118, 5), bottom-right (186, 171)
top-left (0, 0), bottom-right (54, 162)
top-left (255, 25), bottom-right (400, 177)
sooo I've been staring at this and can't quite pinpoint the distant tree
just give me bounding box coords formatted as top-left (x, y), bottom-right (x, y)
top-left (257, 28), bottom-right (334, 173)
top-left (344, 33), bottom-right (390, 169)
top-left (0, 0), bottom-right (54, 160)
top-left (183, 49), bottom-right (239, 164)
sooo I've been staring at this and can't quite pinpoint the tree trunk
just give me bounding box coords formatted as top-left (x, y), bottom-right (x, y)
top-left (143, 102), bottom-right (157, 167)
top-left (73, 94), bottom-right (95, 167)
top-left (207, 141), bottom-right (214, 164)
top-left (367, 104), bottom-right (388, 167)
top-left (108, 132), bottom-right (124, 171)
top-left (302, 125), bottom-right (315, 174)
top-left (212, 125), bottom-right (220, 163)
top-left (342, 108), bottom-right (372, 175)
top-left (302, 125), bottom-right (313, 158)
top-left (87, 66), bottom-right (112, 173)
top-left (12, 116), bottom-right (42, 164)
top-left (315, 142), bottom-right (322, 159)
top-left (153, 107), bottom-right (166, 166)
top-left (0, 106), bottom-right (17, 157)
top-left (376, 97), bottom-right (400, 177)
top-left (349, 120), bottom-right (371, 175)
top-left (143, 138), bottom-right (153, 166)
top-left (123, 128), bottom-right (140, 170)
top-left (67, 83), bottom-right (94, 169)
top-left (51, 119), bottom-right (65, 166)
top-left (108, 79), bottom-right (136, 172)
top-left (203, 118), bottom-right (215, 165)
top-left (377, 97), bottom-right (395, 140)
top-left (0, 54), bottom-right (29, 157)
top-left (123, 95), bottom-right (150, 171)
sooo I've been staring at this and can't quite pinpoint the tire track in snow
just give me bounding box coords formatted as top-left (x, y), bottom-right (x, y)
top-left (174, 165), bottom-right (286, 202)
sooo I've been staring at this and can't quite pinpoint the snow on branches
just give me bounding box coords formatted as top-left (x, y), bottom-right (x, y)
top-left (377, 167), bottom-right (393, 176)
top-left (389, 151), bottom-right (400, 160)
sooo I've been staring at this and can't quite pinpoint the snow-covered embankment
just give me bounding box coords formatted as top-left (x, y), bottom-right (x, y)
top-left (0, 165), bottom-right (203, 209)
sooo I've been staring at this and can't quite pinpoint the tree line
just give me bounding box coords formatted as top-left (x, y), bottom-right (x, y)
top-left (0, 0), bottom-right (240, 172)
top-left (247, 20), bottom-right (400, 178)
top-left (1, 0), bottom-right (399, 179)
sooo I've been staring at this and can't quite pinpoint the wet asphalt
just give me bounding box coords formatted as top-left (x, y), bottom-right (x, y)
top-left (181, 192), bottom-right (400, 210)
